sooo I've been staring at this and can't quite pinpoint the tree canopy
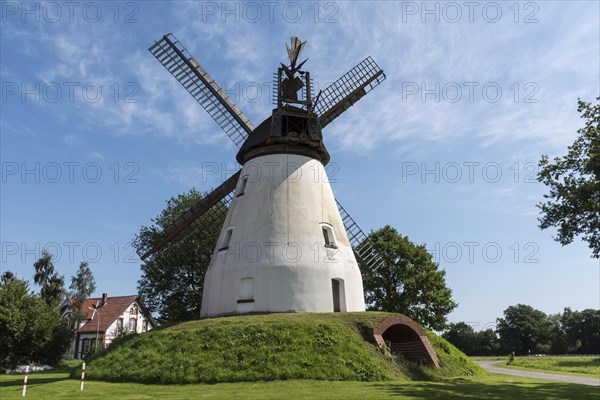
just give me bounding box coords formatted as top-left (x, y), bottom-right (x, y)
top-left (0, 274), bottom-right (70, 368)
top-left (69, 261), bottom-right (96, 320)
top-left (444, 305), bottom-right (599, 356)
top-left (442, 322), bottom-right (499, 356)
top-left (33, 250), bottom-right (65, 306)
top-left (537, 97), bottom-right (600, 258)
top-left (133, 189), bottom-right (226, 323)
top-left (361, 225), bottom-right (457, 331)
top-left (496, 304), bottom-right (553, 355)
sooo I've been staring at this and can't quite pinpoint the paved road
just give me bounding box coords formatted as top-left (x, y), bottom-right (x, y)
top-left (475, 360), bottom-right (600, 387)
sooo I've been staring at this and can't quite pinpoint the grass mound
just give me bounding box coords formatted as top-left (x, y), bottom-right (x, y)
top-left (81, 312), bottom-right (483, 384)
top-left (424, 331), bottom-right (485, 377)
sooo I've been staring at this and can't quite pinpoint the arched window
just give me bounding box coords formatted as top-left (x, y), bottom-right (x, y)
top-left (236, 176), bottom-right (249, 197)
top-left (219, 227), bottom-right (234, 251)
top-left (129, 318), bottom-right (137, 332)
top-left (237, 277), bottom-right (254, 303)
top-left (320, 223), bottom-right (337, 248)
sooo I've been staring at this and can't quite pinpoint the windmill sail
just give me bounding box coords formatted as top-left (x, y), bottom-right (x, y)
top-left (139, 170), bottom-right (240, 260)
top-left (149, 34), bottom-right (255, 147)
top-left (315, 57), bottom-right (386, 129)
top-left (336, 200), bottom-right (385, 273)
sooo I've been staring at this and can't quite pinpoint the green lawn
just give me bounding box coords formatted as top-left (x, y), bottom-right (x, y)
top-left (498, 356), bottom-right (600, 377)
top-left (1, 371), bottom-right (597, 399)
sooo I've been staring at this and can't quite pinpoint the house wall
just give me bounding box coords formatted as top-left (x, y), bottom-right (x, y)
top-left (67, 299), bottom-right (155, 359)
top-left (103, 300), bottom-right (154, 347)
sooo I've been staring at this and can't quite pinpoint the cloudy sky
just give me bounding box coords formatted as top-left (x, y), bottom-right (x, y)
top-left (2, 1), bottom-right (598, 327)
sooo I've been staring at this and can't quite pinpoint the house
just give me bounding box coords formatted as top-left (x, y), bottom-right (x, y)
top-left (59, 293), bottom-right (156, 359)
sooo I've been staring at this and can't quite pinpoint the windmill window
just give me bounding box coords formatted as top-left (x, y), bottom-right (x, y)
top-left (321, 223), bottom-right (337, 248)
top-left (219, 227), bottom-right (233, 251)
top-left (237, 277), bottom-right (255, 303)
top-left (236, 176), bottom-right (248, 197)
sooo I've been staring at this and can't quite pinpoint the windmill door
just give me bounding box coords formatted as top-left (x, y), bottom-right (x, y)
top-left (332, 279), bottom-right (341, 312)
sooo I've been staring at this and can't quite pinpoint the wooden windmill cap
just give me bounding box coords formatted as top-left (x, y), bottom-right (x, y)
top-left (236, 111), bottom-right (330, 165)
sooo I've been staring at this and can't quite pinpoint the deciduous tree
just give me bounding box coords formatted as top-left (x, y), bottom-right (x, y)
top-left (442, 322), bottom-right (499, 356)
top-left (133, 189), bottom-right (226, 323)
top-left (496, 304), bottom-right (552, 355)
top-left (0, 273), bottom-right (70, 368)
top-left (561, 307), bottom-right (600, 354)
top-left (537, 97), bottom-right (600, 258)
top-left (69, 261), bottom-right (96, 320)
top-left (361, 225), bottom-right (457, 331)
top-left (33, 250), bottom-right (65, 306)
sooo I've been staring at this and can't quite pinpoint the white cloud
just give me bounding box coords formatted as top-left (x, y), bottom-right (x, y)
top-left (63, 134), bottom-right (103, 159)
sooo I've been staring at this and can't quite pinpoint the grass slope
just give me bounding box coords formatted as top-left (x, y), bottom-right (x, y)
top-left (82, 312), bottom-right (483, 384)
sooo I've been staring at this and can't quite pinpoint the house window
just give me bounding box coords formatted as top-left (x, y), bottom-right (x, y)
top-left (237, 277), bottom-right (254, 303)
top-left (321, 223), bottom-right (337, 248)
top-left (117, 318), bottom-right (124, 330)
top-left (219, 227), bottom-right (233, 251)
top-left (129, 318), bottom-right (137, 332)
top-left (142, 320), bottom-right (149, 332)
top-left (82, 339), bottom-right (89, 353)
top-left (130, 304), bottom-right (138, 315)
top-left (236, 176), bottom-right (248, 197)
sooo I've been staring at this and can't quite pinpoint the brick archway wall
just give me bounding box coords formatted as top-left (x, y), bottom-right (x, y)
top-left (370, 315), bottom-right (439, 367)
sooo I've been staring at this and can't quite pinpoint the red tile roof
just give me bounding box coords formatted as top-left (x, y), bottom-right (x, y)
top-left (77, 295), bottom-right (139, 333)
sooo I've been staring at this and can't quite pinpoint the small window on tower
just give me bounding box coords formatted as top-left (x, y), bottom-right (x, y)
top-left (322, 228), bottom-right (330, 244)
top-left (237, 277), bottom-right (254, 303)
top-left (236, 176), bottom-right (248, 197)
top-left (321, 223), bottom-right (337, 248)
top-left (219, 227), bottom-right (233, 251)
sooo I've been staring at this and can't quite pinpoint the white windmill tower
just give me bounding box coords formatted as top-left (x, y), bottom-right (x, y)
top-left (141, 34), bottom-right (386, 317)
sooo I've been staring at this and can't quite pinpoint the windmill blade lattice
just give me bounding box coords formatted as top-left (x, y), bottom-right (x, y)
top-left (139, 170), bottom-right (240, 260)
top-left (140, 200), bottom-right (228, 294)
top-left (149, 34), bottom-right (255, 147)
top-left (315, 57), bottom-right (386, 129)
top-left (336, 200), bottom-right (385, 273)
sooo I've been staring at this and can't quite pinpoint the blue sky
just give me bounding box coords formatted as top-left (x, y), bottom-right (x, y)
top-left (1, 1), bottom-right (598, 329)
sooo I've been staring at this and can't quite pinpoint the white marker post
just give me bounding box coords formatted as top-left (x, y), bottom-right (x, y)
top-left (22, 366), bottom-right (29, 397)
top-left (80, 363), bottom-right (86, 391)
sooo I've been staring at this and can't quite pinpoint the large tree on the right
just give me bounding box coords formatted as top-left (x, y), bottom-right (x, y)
top-left (361, 225), bottom-right (457, 331)
top-left (537, 97), bottom-right (600, 258)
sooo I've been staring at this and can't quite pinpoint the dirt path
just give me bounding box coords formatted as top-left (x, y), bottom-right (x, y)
top-left (475, 360), bottom-right (600, 387)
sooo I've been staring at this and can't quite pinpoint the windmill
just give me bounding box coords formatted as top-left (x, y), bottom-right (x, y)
top-left (141, 34), bottom-right (386, 317)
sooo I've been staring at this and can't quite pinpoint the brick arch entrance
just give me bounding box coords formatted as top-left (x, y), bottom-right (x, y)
top-left (370, 315), bottom-right (439, 367)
